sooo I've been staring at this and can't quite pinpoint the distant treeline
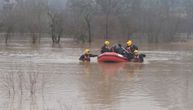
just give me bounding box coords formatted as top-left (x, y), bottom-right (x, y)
top-left (0, 0), bottom-right (193, 44)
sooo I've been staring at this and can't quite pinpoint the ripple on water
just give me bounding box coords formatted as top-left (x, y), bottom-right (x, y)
top-left (143, 50), bottom-right (192, 63)
top-left (1, 44), bottom-right (193, 110)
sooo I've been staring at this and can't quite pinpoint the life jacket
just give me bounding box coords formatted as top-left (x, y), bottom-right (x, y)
top-left (133, 54), bottom-right (140, 62)
top-left (83, 54), bottom-right (90, 62)
top-left (101, 45), bottom-right (111, 53)
top-left (126, 46), bottom-right (132, 53)
top-left (105, 46), bottom-right (111, 50)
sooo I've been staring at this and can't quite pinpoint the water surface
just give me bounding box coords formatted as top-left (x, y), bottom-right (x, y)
top-left (0, 39), bottom-right (193, 110)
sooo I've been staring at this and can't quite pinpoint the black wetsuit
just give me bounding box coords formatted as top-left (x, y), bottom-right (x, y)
top-left (133, 54), bottom-right (146, 62)
top-left (125, 45), bottom-right (138, 53)
top-left (112, 44), bottom-right (125, 55)
top-left (101, 45), bottom-right (111, 53)
top-left (79, 54), bottom-right (97, 62)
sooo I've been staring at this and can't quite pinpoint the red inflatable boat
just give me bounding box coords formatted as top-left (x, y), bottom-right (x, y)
top-left (97, 52), bottom-right (128, 62)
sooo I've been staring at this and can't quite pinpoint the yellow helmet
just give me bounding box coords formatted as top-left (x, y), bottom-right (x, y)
top-left (84, 49), bottom-right (90, 54)
top-left (134, 50), bottom-right (138, 54)
top-left (127, 40), bottom-right (132, 46)
top-left (104, 40), bottom-right (110, 45)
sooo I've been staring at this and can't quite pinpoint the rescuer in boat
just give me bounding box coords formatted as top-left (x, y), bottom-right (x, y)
top-left (101, 40), bottom-right (112, 53)
top-left (124, 40), bottom-right (139, 61)
top-left (79, 49), bottom-right (98, 62)
top-left (132, 50), bottom-right (146, 62)
top-left (112, 44), bottom-right (125, 55)
top-left (125, 40), bottom-right (138, 53)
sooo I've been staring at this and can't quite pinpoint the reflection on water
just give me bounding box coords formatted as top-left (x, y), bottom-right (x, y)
top-left (0, 71), bottom-right (46, 110)
top-left (0, 40), bottom-right (193, 110)
top-left (78, 62), bottom-right (145, 110)
top-left (97, 62), bottom-right (144, 81)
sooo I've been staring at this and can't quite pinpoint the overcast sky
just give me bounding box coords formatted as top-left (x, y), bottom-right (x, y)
top-left (48, 0), bottom-right (66, 10)
top-left (0, 0), bottom-right (67, 10)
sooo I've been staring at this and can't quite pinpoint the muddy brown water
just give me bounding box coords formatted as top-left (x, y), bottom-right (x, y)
top-left (0, 39), bottom-right (193, 110)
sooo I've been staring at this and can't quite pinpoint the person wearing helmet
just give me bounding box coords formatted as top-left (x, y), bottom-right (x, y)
top-left (79, 49), bottom-right (98, 62)
top-left (125, 40), bottom-right (138, 53)
top-left (132, 50), bottom-right (146, 62)
top-left (132, 50), bottom-right (140, 62)
top-left (101, 40), bottom-right (112, 53)
top-left (124, 40), bottom-right (139, 61)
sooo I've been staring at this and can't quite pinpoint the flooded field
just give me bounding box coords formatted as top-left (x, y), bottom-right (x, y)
top-left (0, 39), bottom-right (193, 110)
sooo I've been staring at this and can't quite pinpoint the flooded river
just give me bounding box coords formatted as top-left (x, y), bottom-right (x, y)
top-left (0, 39), bottom-right (193, 110)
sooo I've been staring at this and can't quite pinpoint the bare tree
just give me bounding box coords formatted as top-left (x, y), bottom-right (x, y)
top-left (26, 0), bottom-right (47, 44)
top-left (0, 0), bottom-right (193, 44)
top-left (14, 0), bottom-right (48, 44)
top-left (66, 0), bottom-right (96, 43)
top-left (118, 0), bottom-right (142, 38)
top-left (95, 0), bottom-right (121, 39)
top-left (184, 0), bottom-right (193, 39)
top-left (47, 10), bottom-right (65, 44)
top-left (1, 9), bottom-right (15, 45)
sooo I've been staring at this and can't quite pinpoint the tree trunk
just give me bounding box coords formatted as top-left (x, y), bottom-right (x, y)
top-left (5, 28), bottom-right (12, 45)
top-left (32, 33), bottom-right (37, 44)
top-left (5, 33), bottom-right (9, 45)
top-left (105, 14), bottom-right (109, 39)
top-left (57, 34), bottom-right (61, 43)
top-left (88, 22), bottom-right (91, 43)
top-left (85, 16), bottom-right (92, 43)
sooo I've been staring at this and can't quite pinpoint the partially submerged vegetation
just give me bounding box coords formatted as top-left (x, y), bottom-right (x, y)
top-left (0, 0), bottom-right (193, 45)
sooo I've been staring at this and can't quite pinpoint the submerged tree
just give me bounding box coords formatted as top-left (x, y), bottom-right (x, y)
top-left (184, 0), bottom-right (193, 39)
top-left (1, 4), bottom-right (16, 45)
top-left (95, 0), bottom-right (121, 39)
top-left (66, 0), bottom-right (96, 43)
top-left (0, 0), bottom-right (193, 44)
top-left (48, 11), bottom-right (64, 44)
